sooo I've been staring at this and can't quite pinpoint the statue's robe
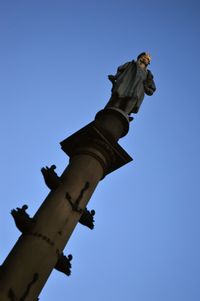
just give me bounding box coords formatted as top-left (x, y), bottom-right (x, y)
top-left (105, 60), bottom-right (156, 114)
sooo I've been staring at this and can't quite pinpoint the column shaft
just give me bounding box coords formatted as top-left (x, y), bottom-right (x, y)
top-left (0, 153), bottom-right (104, 301)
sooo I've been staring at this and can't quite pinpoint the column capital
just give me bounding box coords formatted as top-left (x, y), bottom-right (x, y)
top-left (60, 114), bottom-right (133, 177)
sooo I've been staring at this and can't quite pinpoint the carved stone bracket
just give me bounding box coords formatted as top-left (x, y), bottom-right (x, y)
top-left (11, 205), bottom-right (35, 234)
top-left (79, 208), bottom-right (95, 230)
top-left (54, 253), bottom-right (73, 276)
top-left (41, 164), bottom-right (60, 190)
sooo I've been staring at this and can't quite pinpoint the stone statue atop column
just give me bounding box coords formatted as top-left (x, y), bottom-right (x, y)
top-left (104, 52), bottom-right (156, 119)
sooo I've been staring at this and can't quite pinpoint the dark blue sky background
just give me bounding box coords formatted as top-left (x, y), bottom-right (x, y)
top-left (0, 1), bottom-right (200, 300)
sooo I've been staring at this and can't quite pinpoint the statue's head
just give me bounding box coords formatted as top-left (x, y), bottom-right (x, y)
top-left (137, 52), bottom-right (151, 66)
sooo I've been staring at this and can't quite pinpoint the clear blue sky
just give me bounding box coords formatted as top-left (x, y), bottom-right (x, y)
top-left (0, 1), bottom-right (200, 300)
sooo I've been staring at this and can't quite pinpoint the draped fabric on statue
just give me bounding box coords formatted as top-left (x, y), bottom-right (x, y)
top-left (105, 60), bottom-right (156, 114)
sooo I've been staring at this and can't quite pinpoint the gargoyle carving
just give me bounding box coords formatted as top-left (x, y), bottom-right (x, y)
top-left (79, 208), bottom-right (95, 230)
top-left (11, 205), bottom-right (35, 234)
top-left (41, 164), bottom-right (60, 190)
top-left (55, 253), bottom-right (73, 276)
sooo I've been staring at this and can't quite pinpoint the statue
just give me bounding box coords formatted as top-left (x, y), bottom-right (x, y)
top-left (104, 52), bottom-right (156, 119)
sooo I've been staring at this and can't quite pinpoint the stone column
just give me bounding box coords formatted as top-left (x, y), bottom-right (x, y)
top-left (0, 108), bottom-right (132, 301)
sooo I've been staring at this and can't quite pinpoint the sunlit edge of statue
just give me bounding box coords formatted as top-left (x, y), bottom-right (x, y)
top-left (104, 52), bottom-right (156, 121)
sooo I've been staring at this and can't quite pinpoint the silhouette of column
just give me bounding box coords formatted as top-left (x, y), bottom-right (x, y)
top-left (0, 108), bottom-right (132, 301)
